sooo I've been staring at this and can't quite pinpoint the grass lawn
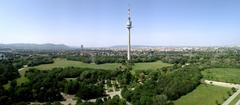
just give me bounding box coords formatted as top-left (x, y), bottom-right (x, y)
top-left (229, 93), bottom-right (240, 105)
top-left (32, 58), bottom-right (172, 71)
top-left (174, 84), bottom-right (231, 105)
top-left (3, 68), bottom-right (29, 89)
top-left (202, 68), bottom-right (240, 84)
top-left (133, 61), bottom-right (172, 71)
top-left (16, 68), bottom-right (29, 86)
top-left (33, 58), bottom-right (120, 70)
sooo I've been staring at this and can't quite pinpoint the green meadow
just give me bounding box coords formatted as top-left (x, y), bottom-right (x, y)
top-left (202, 68), bottom-right (240, 84)
top-left (33, 58), bottom-right (172, 71)
top-left (174, 84), bottom-right (231, 105)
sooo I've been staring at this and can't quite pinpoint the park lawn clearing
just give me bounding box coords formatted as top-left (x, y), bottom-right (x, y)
top-left (4, 68), bottom-right (29, 89)
top-left (202, 68), bottom-right (240, 84)
top-left (174, 84), bottom-right (231, 105)
top-left (3, 76), bottom-right (29, 89)
top-left (229, 92), bottom-right (240, 105)
top-left (32, 58), bottom-right (172, 71)
top-left (132, 61), bottom-right (172, 71)
top-left (33, 58), bottom-right (120, 70)
top-left (17, 68), bottom-right (29, 86)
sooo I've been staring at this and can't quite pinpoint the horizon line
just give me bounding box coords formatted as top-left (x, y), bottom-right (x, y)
top-left (0, 43), bottom-right (239, 48)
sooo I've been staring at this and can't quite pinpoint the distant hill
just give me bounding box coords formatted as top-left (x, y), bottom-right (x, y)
top-left (0, 43), bottom-right (71, 50)
top-left (110, 45), bottom-right (189, 48)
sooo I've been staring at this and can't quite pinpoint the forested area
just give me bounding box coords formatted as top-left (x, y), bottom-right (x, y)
top-left (2, 54), bottom-right (53, 70)
top-left (66, 55), bottom-right (158, 64)
top-left (65, 48), bottom-right (240, 67)
top-left (94, 55), bottom-right (158, 64)
top-left (27, 56), bottom-right (54, 66)
top-left (66, 55), bottom-right (92, 63)
top-left (0, 60), bottom-right (19, 85)
top-left (159, 50), bottom-right (240, 68)
top-left (67, 55), bottom-right (126, 64)
top-left (0, 60), bottom-right (20, 105)
top-left (122, 65), bottom-right (202, 105)
top-left (2, 51), bottom-right (55, 68)
top-left (0, 65), bottom-right (132, 105)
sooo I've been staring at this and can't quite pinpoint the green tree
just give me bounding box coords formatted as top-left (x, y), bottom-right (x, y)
top-left (152, 95), bottom-right (173, 105)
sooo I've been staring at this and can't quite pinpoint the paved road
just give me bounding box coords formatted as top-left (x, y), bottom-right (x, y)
top-left (202, 80), bottom-right (240, 105)
top-left (222, 89), bottom-right (240, 105)
top-left (203, 80), bottom-right (240, 89)
top-left (236, 99), bottom-right (240, 105)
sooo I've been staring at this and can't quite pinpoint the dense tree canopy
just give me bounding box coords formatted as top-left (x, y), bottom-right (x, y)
top-left (122, 65), bottom-right (202, 105)
top-left (0, 60), bottom-right (19, 85)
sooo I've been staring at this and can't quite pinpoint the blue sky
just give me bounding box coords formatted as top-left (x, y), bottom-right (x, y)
top-left (0, 0), bottom-right (240, 47)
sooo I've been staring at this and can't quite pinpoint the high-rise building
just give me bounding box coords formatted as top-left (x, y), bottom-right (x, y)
top-left (126, 8), bottom-right (132, 61)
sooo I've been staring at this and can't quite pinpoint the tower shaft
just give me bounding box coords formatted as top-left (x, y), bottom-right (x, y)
top-left (128, 28), bottom-right (131, 61)
top-left (126, 8), bottom-right (132, 61)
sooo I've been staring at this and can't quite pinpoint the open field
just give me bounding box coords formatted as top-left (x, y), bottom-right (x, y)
top-left (4, 68), bottom-right (29, 89)
top-left (33, 58), bottom-right (120, 70)
top-left (132, 60), bottom-right (172, 71)
top-left (202, 68), bottom-right (240, 84)
top-left (229, 93), bottom-right (240, 105)
top-left (174, 84), bottom-right (231, 105)
top-left (33, 58), bottom-right (172, 71)
top-left (17, 68), bottom-right (29, 86)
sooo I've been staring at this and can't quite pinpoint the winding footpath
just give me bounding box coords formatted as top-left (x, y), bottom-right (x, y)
top-left (60, 92), bottom-right (77, 105)
top-left (236, 100), bottom-right (240, 105)
top-left (18, 65), bottom-right (28, 74)
top-left (202, 80), bottom-right (240, 105)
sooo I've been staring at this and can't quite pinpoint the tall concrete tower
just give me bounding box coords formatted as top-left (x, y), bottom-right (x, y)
top-left (126, 8), bottom-right (132, 61)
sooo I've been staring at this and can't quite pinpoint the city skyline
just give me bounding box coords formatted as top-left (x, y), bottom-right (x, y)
top-left (1, 0), bottom-right (240, 47)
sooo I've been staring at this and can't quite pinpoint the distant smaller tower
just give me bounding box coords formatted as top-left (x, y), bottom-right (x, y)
top-left (81, 45), bottom-right (84, 50)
